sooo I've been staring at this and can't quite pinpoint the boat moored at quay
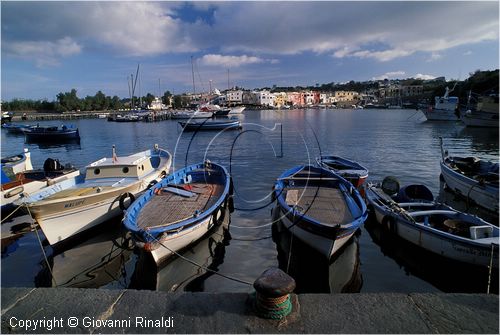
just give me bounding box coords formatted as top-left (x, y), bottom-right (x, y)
top-left (16, 145), bottom-right (172, 245)
top-left (365, 178), bottom-right (499, 267)
top-left (439, 137), bottom-right (499, 213)
top-left (272, 165), bottom-right (367, 259)
top-left (1, 107), bottom-right (499, 296)
top-left (123, 161), bottom-right (233, 265)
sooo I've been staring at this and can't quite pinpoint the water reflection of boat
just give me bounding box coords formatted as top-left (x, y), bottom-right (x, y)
top-left (364, 218), bottom-right (498, 294)
top-left (129, 208), bottom-right (231, 292)
top-left (1, 215), bottom-right (34, 257)
top-left (35, 220), bottom-right (134, 288)
top-left (272, 220), bottom-right (362, 293)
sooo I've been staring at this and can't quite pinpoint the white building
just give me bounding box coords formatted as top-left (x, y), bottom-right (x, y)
top-left (226, 90), bottom-right (243, 104)
top-left (257, 90), bottom-right (275, 107)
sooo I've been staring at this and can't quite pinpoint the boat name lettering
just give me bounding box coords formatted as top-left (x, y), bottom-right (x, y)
top-left (64, 200), bottom-right (85, 208)
top-left (452, 243), bottom-right (494, 258)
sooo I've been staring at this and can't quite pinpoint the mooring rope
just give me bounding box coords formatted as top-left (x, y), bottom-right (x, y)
top-left (25, 205), bottom-right (58, 287)
top-left (1, 203), bottom-right (25, 224)
top-left (251, 291), bottom-right (293, 320)
top-left (145, 231), bottom-right (253, 286)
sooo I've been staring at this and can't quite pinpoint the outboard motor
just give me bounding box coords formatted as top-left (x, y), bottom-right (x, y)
top-left (43, 158), bottom-right (64, 172)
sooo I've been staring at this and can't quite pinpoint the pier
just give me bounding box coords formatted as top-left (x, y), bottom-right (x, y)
top-left (1, 288), bottom-right (498, 333)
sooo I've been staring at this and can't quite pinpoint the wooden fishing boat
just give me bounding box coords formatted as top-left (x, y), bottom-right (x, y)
top-left (316, 155), bottom-right (369, 188)
top-left (179, 120), bottom-right (242, 131)
top-left (123, 161), bottom-right (232, 264)
top-left (439, 137), bottom-right (499, 213)
top-left (365, 179), bottom-right (499, 267)
top-left (17, 145), bottom-right (172, 245)
top-left (272, 165), bottom-right (367, 259)
top-left (2, 157), bottom-right (80, 212)
top-left (23, 125), bottom-right (80, 142)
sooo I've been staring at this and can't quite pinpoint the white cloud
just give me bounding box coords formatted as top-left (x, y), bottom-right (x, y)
top-left (2, 1), bottom-right (498, 65)
top-left (414, 74), bottom-right (436, 80)
top-left (372, 71), bottom-right (406, 80)
top-left (4, 37), bottom-right (81, 67)
top-left (427, 52), bottom-right (443, 62)
top-left (199, 54), bottom-right (277, 67)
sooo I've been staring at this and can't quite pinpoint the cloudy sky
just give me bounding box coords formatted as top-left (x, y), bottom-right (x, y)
top-left (1, 1), bottom-right (498, 100)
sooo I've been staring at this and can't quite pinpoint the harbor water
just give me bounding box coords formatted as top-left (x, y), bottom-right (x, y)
top-left (1, 108), bottom-right (498, 293)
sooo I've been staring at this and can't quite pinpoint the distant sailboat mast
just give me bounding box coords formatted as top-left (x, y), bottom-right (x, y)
top-left (191, 56), bottom-right (196, 106)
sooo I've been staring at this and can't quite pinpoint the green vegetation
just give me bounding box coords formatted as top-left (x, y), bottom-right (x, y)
top-left (2, 70), bottom-right (498, 112)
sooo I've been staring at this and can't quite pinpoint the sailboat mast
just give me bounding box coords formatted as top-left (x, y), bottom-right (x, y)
top-left (191, 56), bottom-right (196, 99)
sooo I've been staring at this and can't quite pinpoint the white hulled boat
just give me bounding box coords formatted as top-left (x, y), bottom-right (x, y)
top-left (422, 84), bottom-right (460, 121)
top-left (17, 145), bottom-right (172, 245)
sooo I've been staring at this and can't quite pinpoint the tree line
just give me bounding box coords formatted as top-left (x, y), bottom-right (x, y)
top-left (2, 89), bottom-right (179, 112)
top-left (2, 69), bottom-right (498, 112)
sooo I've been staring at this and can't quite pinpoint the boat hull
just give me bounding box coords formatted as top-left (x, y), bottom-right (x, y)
top-left (22, 148), bottom-right (172, 245)
top-left (123, 162), bottom-right (232, 265)
top-left (440, 161), bottom-right (499, 213)
top-left (30, 181), bottom-right (146, 245)
top-left (273, 205), bottom-right (356, 258)
top-left (148, 205), bottom-right (225, 264)
top-left (179, 121), bottom-right (241, 131)
top-left (462, 112), bottom-right (499, 128)
top-left (316, 156), bottom-right (369, 188)
top-left (24, 130), bottom-right (80, 142)
top-left (366, 186), bottom-right (499, 267)
top-left (422, 108), bottom-right (460, 121)
top-left (228, 106), bottom-right (246, 114)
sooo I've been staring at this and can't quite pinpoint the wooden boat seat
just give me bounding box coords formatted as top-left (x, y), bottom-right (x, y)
top-left (285, 186), bottom-right (353, 226)
top-left (137, 182), bottom-right (225, 230)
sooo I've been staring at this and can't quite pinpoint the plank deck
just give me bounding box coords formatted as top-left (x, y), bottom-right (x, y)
top-left (285, 186), bottom-right (353, 226)
top-left (137, 182), bottom-right (224, 230)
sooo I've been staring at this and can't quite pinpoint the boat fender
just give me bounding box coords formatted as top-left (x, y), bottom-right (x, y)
top-left (119, 192), bottom-right (135, 211)
top-left (228, 195), bottom-right (235, 213)
top-left (147, 179), bottom-right (159, 189)
top-left (4, 186), bottom-right (24, 198)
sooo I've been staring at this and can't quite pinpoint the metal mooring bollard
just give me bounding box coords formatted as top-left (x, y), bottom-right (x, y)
top-left (253, 267), bottom-right (296, 319)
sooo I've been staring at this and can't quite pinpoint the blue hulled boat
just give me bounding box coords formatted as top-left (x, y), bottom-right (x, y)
top-left (123, 161), bottom-right (232, 264)
top-left (272, 165), bottom-right (367, 259)
top-left (179, 119), bottom-right (242, 131)
top-left (23, 125), bottom-right (80, 143)
top-left (316, 155), bottom-right (369, 188)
